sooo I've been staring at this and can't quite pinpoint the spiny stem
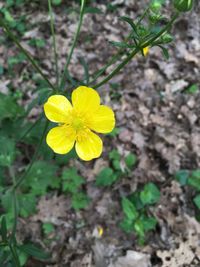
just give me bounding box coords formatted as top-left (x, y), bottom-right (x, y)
top-left (59, 0), bottom-right (86, 90)
top-left (48, 0), bottom-right (59, 89)
top-left (0, 19), bottom-right (56, 92)
top-left (93, 12), bottom-right (179, 89)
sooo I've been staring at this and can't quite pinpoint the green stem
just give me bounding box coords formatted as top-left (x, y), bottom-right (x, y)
top-left (89, 7), bottom-right (149, 86)
top-left (59, 0), bottom-right (86, 90)
top-left (48, 0), bottom-right (59, 89)
top-left (0, 19), bottom-right (56, 92)
top-left (8, 167), bottom-right (18, 241)
top-left (11, 189), bottom-right (18, 241)
top-left (13, 120), bottom-right (49, 190)
top-left (17, 115), bottom-right (43, 142)
top-left (93, 12), bottom-right (179, 89)
top-left (9, 244), bottom-right (21, 267)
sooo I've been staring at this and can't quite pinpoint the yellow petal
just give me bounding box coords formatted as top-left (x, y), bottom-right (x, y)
top-left (87, 105), bottom-right (115, 133)
top-left (44, 95), bottom-right (72, 123)
top-left (75, 130), bottom-right (102, 161)
top-left (72, 86), bottom-right (100, 114)
top-left (143, 46), bottom-right (149, 56)
top-left (46, 125), bottom-right (76, 154)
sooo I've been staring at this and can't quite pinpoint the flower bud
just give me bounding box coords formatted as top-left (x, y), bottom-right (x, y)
top-left (173, 0), bottom-right (193, 12)
top-left (150, 0), bottom-right (162, 13)
top-left (161, 33), bottom-right (173, 43)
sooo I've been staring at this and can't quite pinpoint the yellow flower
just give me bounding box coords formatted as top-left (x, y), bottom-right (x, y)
top-left (143, 46), bottom-right (149, 56)
top-left (44, 86), bottom-right (115, 161)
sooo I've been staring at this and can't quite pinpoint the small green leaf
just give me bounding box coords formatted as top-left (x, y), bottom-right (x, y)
top-left (96, 167), bottom-right (118, 186)
top-left (109, 149), bottom-right (121, 161)
top-left (125, 153), bottom-right (137, 169)
top-left (84, 7), bottom-right (103, 14)
top-left (0, 136), bottom-right (15, 167)
top-left (120, 218), bottom-right (135, 233)
top-left (71, 192), bottom-right (90, 210)
top-left (18, 243), bottom-right (50, 260)
top-left (62, 168), bottom-right (85, 193)
top-left (188, 170), bottom-right (200, 191)
top-left (185, 84), bottom-right (198, 94)
top-left (134, 219), bottom-right (145, 238)
top-left (109, 41), bottom-right (132, 48)
top-left (0, 65), bottom-right (4, 75)
top-left (52, 0), bottom-right (62, 5)
top-left (140, 183), bottom-right (160, 205)
top-left (42, 223), bottom-right (55, 235)
top-left (120, 16), bottom-right (137, 34)
top-left (29, 38), bottom-right (46, 48)
top-left (107, 127), bottom-right (120, 137)
top-left (158, 45), bottom-right (169, 60)
top-left (0, 93), bottom-right (24, 122)
top-left (18, 194), bottom-right (37, 217)
top-left (142, 216), bottom-right (157, 231)
top-left (121, 197), bottom-right (138, 221)
top-left (193, 194), bottom-right (200, 209)
top-left (175, 169), bottom-right (189, 185)
top-left (23, 161), bottom-right (59, 196)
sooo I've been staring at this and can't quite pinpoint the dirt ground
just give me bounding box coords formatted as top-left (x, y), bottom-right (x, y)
top-left (1, 0), bottom-right (200, 266)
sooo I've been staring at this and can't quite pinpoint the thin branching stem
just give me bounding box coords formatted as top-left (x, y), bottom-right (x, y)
top-left (89, 7), bottom-right (149, 85)
top-left (48, 0), bottom-right (59, 89)
top-left (0, 19), bottom-right (56, 92)
top-left (59, 0), bottom-right (86, 90)
top-left (93, 12), bottom-right (179, 89)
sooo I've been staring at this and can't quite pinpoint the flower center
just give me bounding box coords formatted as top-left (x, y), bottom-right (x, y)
top-left (72, 117), bottom-right (84, 130)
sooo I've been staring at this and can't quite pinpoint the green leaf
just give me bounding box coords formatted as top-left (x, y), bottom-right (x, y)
top-left (0, 216), bottom-right (7, 242)
top-left (129, 192), bottom-right (144, 210)
top-left (52, 0), bottom-right (62, 5)
top-left (18, 243), bottom-right (50, 260)
top-left (120, 16), bottom-right (137, 34)
top-left (109, 41), bottom-right (132, 48)
top-left (120, 218), bottom-right (135, 233)
top-left (0, 135), bottom-right (15, 167)
top-left (175, 169), bottom-right (189, 185)
top-left (0, 93), bottom-right (24, 122)
top-left (134, 219), bottom-right (145, 238)
top-left (107, 127), bottom-right (120, 137)
top-left (0, 65), bottom-right (4, 75)
top-left (62, 168), bottom-right (85, 194)
top-left (142, 216), bottom-right (157, 231)
top-left (185, 84), bottom-right (198, 94)
top-left (1, 189), bottom-right (13, 212)
top-left (121, 197), bottom-right (138, 221)
top-left (42, 223), bottom-right (55, 235)
top-left (193, 194), bottom-right (200, 209)
top-left (23, 161), bottom-right (59, 195)
top-left (29, 38), bottom-right (46, 48)
top-left (18, 194), bottom-right (37, 217)
top-left (71, 192), bottom-right (90, 210)
top-left (96, 167), bottom-right (118, 186)
top-left (158, 45), bottom-right (169, 60)
top-left (109, 149), bottom-right (120, 161)
top-left (188, 170), bottom-right (200, 191)
top-left (140, 183), bottom-right (160, 205)
top-left (125, 153), bottom-right (137, 169)
top-left (84, 6), bottom-right (103, 14)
